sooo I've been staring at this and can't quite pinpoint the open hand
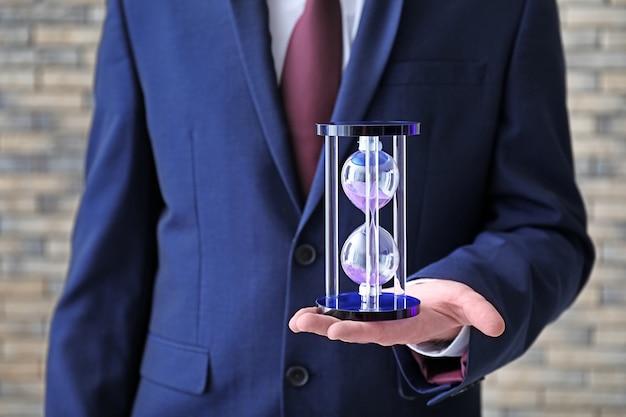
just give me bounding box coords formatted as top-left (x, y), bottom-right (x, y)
top-left (289, 280), bottom-right (505, 346)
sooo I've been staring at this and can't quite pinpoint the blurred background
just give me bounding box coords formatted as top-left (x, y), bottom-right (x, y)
top-left (0, 0), bottom-right (624, 416)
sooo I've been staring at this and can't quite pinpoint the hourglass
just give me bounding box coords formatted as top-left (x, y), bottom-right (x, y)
top-left (316, 122), bottom-right (421, 321)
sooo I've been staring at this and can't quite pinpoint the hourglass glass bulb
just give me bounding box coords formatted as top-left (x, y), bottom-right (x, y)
top-left (340, 223), bottom-right (399, 286)
top-left (341, 137), bottom-right (399, 213)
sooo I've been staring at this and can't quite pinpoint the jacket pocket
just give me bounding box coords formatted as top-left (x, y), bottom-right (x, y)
top-left (139, 333), bottom-right (210, 394)
top-left (382, 61), bottom-right (486, 85)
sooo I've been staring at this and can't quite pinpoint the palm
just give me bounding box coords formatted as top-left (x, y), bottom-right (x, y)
top-left (289, 280), bottom-right (505, 346)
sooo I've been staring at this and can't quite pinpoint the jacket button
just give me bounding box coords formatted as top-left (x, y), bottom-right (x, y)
top-left (294, 244), bottom-right (316, 266)
top-left (285, 365), bottom-right (310, 387)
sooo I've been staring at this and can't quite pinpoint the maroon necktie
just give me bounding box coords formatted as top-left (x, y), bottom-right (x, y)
top-left (281, 0), bottom-right (343, 196)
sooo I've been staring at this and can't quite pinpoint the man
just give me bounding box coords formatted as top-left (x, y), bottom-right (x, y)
top-left (46, 0), bottom-right (594, 416)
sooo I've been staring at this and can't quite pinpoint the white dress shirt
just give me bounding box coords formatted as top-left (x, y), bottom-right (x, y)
top-left (266, 0), bottom-right (364, 82)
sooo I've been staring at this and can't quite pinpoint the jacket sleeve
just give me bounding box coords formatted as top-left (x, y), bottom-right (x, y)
top-left (394, 0), bottom-right (594, 405)
top-left (45, 0), bottom-right (162, 415)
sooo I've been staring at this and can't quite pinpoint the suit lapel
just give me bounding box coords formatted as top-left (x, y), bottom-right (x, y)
top-left (299, 0), bottom-right (405, 230)
top-left (228, 0), bottom-right (302, 214)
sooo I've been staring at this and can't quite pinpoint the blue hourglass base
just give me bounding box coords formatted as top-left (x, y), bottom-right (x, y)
top-left (316, 293), bottom-right (420, 321)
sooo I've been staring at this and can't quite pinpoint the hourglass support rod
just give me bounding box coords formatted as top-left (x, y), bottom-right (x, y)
top-left (324, 134), bottom-right (340, 304)
top-left (364, 139), bottom-right (371, 284)
top-left (360, 136), bottom-right (382, 311)
top-left (393, 134), bottom-right (408, 295)
top-left (372, 137), bottom-right (382, 308)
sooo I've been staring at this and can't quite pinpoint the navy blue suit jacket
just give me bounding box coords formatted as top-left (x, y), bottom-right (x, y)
top-left (46, 0), bottom-right (594, 416)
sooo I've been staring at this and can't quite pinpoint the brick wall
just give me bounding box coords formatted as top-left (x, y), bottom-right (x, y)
top-left (0, 0), bottom-right (623, 416)
top-left (0, 0), bottom-right (102, 415)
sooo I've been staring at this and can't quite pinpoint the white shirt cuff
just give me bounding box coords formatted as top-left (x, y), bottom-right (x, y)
top-left (404, 278), bottom-right (470, 358)
top-left (407, 325), bottom-right (470, 357)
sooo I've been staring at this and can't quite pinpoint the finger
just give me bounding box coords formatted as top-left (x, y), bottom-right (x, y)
top-left (326, 319), bottom-right (416, 346)
top-left (292, 311), bottom-right (342, 337)
top-left (288, 307), bottom-right (319, 332)
top-left (325, 321), bottom-right (379, 343)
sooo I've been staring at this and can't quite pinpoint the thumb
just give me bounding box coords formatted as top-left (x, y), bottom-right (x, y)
top-left (462, 295), bottom-right (505, 337)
